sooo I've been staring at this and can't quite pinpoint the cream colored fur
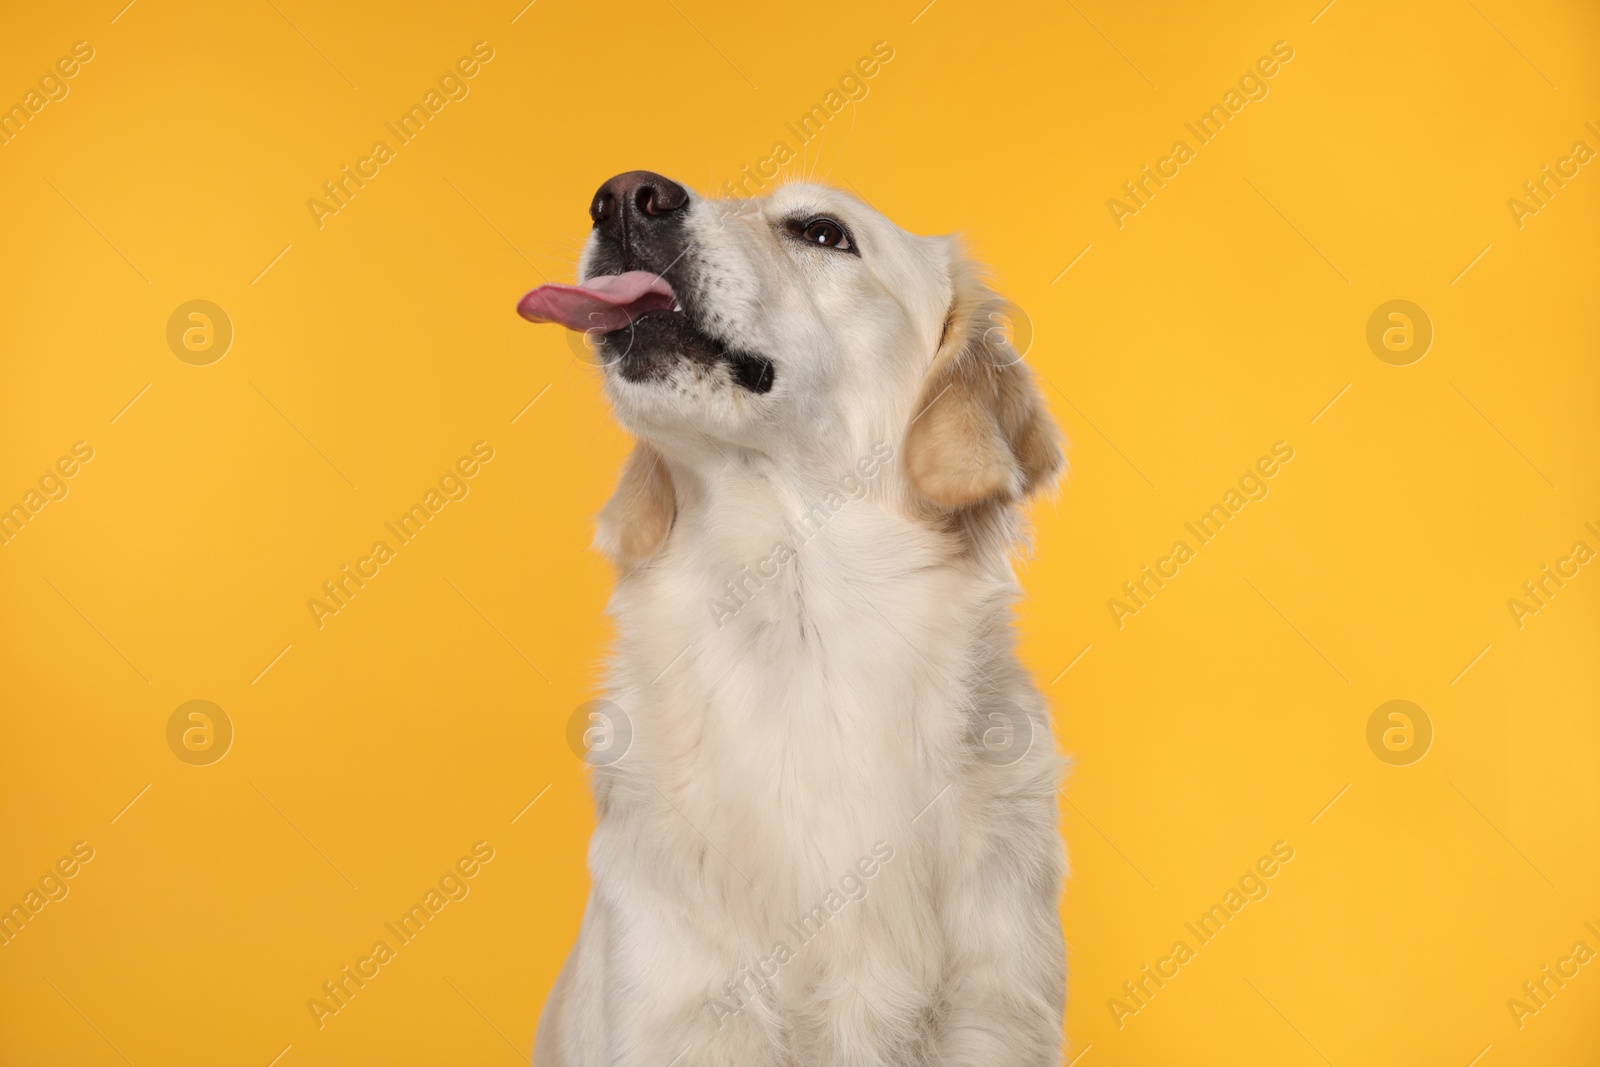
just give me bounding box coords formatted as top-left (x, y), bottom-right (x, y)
top-left (536, 181), bottom-right (1067, 1067)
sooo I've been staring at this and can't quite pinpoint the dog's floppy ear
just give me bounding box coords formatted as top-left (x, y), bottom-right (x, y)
top-left (904, 255), bottom-right (1063, 509)
top-left (595, 441), bottom-right (676, 569)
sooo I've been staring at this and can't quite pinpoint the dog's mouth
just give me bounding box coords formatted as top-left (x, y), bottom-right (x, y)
top-left (517, 272), bottom-right (775, 394)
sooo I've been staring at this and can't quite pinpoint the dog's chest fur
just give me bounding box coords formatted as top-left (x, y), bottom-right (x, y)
top-left (593, 474), bottom-right (1009, 1005)
top-left (613, 488), bottom-right (983, 842)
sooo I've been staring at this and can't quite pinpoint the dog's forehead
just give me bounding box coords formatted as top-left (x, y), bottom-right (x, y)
top-left (719, 182), bottom-right (892, 238)
top-left (697, 180), bottom-right (954, 329)
top-left (761, 181), bottom-right (866, 215)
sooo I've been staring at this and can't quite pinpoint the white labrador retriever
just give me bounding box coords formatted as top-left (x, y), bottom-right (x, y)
top-left (518, 171), bottom-right (1067, 1067)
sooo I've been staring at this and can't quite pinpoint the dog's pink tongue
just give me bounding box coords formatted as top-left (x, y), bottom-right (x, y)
top-left (516, 271), bottom-right (675, 333)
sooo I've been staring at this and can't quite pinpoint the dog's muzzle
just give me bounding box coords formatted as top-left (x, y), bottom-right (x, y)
top-left (514, 171), bottom-right (775, 394)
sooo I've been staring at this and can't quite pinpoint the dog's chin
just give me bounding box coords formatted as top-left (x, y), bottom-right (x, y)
top-left (598, 317), bottom-right (773, 442)
top-left (597, 311), bottom-right (774, 394)
top-left (597, 311), bottom-right (776, 440)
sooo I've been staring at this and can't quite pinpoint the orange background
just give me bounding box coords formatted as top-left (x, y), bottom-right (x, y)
top-left (1, 1), bottom-right (1597, 1064)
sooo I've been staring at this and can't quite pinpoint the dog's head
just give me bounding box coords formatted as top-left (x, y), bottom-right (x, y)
top-left (518, 171), bottom-right (1063, 568)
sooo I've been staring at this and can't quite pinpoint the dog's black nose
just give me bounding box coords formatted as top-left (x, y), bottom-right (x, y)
top-left (590, 171), bottom-right (689, 226)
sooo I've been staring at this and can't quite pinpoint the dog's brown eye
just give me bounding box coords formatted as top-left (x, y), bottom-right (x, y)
top-left (796, 217), bottom-right (853, 252)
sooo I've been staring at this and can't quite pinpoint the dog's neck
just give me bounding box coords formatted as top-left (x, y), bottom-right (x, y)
top-left (597, 445), bottom-right (1031, 911)
top-left (611, 446), bottom-right (1021, 685)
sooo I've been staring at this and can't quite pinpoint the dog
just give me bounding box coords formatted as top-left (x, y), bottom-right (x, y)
top-left (518, 171), bottom-right (1068, 1067)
